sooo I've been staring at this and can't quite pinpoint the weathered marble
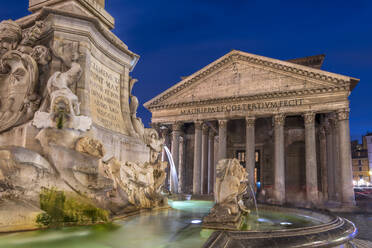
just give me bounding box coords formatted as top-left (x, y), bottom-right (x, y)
top-left (203, 159), bottom-right (248, 230)
top-left (0, 0), bottom-right (166, 232)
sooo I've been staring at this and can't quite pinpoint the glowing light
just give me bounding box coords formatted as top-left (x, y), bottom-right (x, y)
top-left (191, 219), bottom-right (202, 224)
top-left (280, 222), bottom-right (292, 226)
top-left (369, 170), bottom-right (372, 176)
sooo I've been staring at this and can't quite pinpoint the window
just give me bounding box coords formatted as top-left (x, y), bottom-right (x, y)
top-left (358, 160), bottom-right (362, 165)
top-left (359, 167), bottom-right (362, 171)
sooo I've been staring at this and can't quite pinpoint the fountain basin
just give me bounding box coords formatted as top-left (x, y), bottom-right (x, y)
top-left (204, 204), bottom-right (357, 248)
top-left (0, 201), bottom-right (356, 248)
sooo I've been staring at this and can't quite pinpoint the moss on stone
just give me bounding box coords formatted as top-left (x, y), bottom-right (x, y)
top-left (36, 188), bottom-right (109, 227)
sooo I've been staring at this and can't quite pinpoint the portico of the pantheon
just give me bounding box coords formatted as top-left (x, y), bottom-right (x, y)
top-left (144, 50), bottom-right (359, 208)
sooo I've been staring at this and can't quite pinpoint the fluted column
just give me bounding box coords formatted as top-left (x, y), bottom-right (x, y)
top-left (171, 122), bottom-right (182, 194)
top-left (178, 136), bottom-right (185, 194)
top-left (193, 121), bottom-right (203, 195)
top-left (201, 123), bottom-right (209, 194)
top-left (330, 117), bottom-right (342, 202)
top-left (218, 119), bottom-right (228, 161)
top-left (245, 116), bottom-right (256, 189)
top-left (319, 124), bottom-right (328, 202)
top-left (208, 129), bottom-right (215, 194)
top-left (337, 109), bottom-right (356, 206)
top-left (303, 112), bottom-right (318, 204)
top-left (273, 114), bottom-right (285, 204)
top-left (325, 119), bottom-right (335, 201)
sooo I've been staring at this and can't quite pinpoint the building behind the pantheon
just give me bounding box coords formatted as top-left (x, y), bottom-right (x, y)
top-left (145, 50), bottom-right (359, 209)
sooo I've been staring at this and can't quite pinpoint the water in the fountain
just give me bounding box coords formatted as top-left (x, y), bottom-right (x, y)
top-left (247, 183), bottom-right (259, 218)
top-left (163, 146), bottom-right (179, 194)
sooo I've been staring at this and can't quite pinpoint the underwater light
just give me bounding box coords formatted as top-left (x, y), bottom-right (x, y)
top-left (280, 222), bottom-right (292, 226)
top-left (191, 219), bottom-right (202, 224)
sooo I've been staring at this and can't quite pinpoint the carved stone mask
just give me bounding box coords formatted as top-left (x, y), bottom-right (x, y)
top-left (0, 20), bottom-right (21, 57)
top-left (0, 50), bottom-right (38, 132)
top-left (31, 45), bottom-right (51, 65)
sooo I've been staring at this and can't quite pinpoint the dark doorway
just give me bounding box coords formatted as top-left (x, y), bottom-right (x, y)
top-left (235, 150), bottom-right (261, 190)
top-left (285, 141), bottom-right (306, 203)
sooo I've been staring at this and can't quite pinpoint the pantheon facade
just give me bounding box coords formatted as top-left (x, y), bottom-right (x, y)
top-left (145, 50), bottom-right (359, 207)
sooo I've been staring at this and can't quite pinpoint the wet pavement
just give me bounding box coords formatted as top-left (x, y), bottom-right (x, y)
top-left (338, 212), bottom-right (372, 242)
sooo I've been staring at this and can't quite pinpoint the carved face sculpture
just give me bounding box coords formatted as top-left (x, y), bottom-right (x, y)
top-left (31, 45), bottom-right (51, 65)
top-left (0, 20), bottom-right (21, 58)
top-left (0, 51), bottom-right (38, 131)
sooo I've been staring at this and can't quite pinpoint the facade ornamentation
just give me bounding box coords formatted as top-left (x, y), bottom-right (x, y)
top-left (337, 109), bottom-right (349, 121)
top-left (245, 116), bottom-right (255, 127)
top-left (194, 120), bottom-right (203, 130)
top-left (147, 51), bottom-right (350, 108)
top-left (218, 119), bottom-right (228, 128)
top-left (303, 112), bottom-right (316, 125)
top-left (172, 122), bottom-right (182, 132)
top-left (273, 114), bottom-right (286, 126)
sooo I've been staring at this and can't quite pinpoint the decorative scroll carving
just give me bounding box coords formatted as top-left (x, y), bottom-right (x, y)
top-left (245, 116), bottom-right (255, 127)
top-left (218, 119), bottom-right (228, 128)
top-left (194, 120), bottom-right (203, 130)
top-left (303, 112), bottom-right (316, 125)
top-left (273, 114), bottom-right (285, 126)
top-left (172, 122), bottom-right (182, 132)
top-left (337, 109), bottom-right (349, 121)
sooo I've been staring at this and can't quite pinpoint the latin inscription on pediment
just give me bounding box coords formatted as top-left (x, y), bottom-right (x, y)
top-left (180, 99), bottom-right (304, 115)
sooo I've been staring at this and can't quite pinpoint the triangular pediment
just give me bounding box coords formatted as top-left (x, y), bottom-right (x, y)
top-left (144, 50), bottom-right (359, 109)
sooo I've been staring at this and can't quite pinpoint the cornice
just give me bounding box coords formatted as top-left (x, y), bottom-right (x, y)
top-left (16, 7), bottom-right (140, 71)
top-left (144, 50), bottom-right (359, 108)
top-left (147, 85), bottom-right (349, 111)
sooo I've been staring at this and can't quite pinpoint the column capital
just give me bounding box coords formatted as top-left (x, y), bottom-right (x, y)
top-left (273, 114), bottom-right (285, 126)
top-left (303, 112), bottom-right (316, 125)
top-left (245, 116), bottom-right (256, 127)
top-left (337, 108), bottom-right (350, 121)
top-left (218, 119), bottom-right (228, 128)
top-left (194, 120), bottom-right (203, 130)
top-left (202, 123), bottom-right (209, 135)
top-left (172, 122), bottom-right (183, 132)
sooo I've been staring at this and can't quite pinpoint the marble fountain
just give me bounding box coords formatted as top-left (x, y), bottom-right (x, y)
top-left (0, 0), bottom-right (357, 247)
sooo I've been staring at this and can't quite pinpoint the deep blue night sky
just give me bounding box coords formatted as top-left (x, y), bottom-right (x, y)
top-left (1, 1), bottom-right (371, 141)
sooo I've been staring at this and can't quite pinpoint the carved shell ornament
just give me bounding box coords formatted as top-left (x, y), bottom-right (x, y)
top-left (0, 50), bottom-right (39, 132)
